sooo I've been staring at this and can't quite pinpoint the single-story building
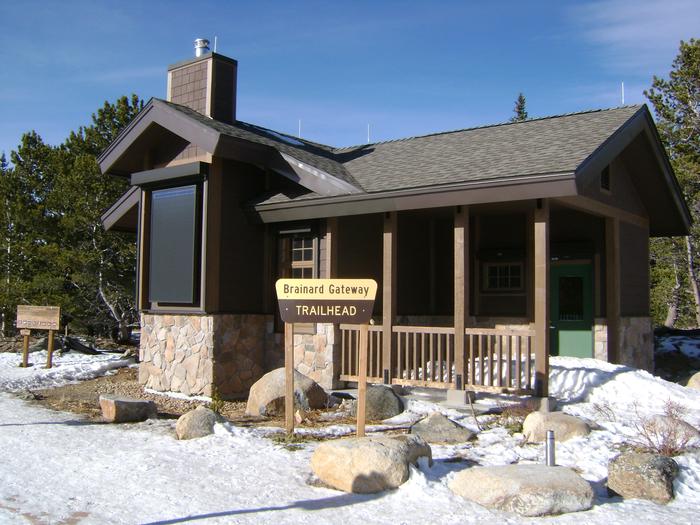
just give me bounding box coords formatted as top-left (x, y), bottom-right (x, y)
top-left (100, 43), bottom-right (690, 399)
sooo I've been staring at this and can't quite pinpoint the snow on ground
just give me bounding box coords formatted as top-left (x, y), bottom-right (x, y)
top-left (656, 334), bottom-right (700, 360)
top-left (1, 353), bottom-right (700, 523)
top-left (0, 350), bottom-right (133, 392)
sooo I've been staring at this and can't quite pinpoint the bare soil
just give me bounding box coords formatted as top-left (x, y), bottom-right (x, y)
top-left (29, 367), bottom-right (360, 429)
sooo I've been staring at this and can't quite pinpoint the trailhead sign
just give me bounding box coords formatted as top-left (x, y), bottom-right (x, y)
top-left (275, 279), bottom-right (377, 324)
top-left (275, 278), bottom-right (378, 437)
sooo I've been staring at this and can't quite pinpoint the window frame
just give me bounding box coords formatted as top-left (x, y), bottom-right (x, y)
top-left (145, 182), bottom-right (204, 310)
top-left (481, 261), bottom-right (525, 293)
top-left (275, 228), bottom-right (319, 334)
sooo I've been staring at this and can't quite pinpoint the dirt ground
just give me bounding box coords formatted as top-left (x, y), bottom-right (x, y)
top-left (29, 367), bottom-right (359, 430)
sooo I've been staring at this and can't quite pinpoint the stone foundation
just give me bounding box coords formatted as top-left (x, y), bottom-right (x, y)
top-left (594, 318), bottom-right (608, 361)
top-left (618, 316), bottom-right (653, 372)
top-left (593, 316), bottom-right (653, 371)
top-left (293, 323), bottom-right (342, 390)
top-left (139, 313), bottom-right (278, 399)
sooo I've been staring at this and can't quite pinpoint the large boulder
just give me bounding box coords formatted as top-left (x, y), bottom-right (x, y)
top-left (176, 406), bottom-right (221, 440)
top-left (522, 411), bottom-right (590, 443)
top-left (608, 452), bottom-right (679, 504)
top-left (349, 385), bottom-right (404, 421)
top-left (245, 368), bottom-right (328, 417)
top-left (449, 464), bottom-right (594, 516)
top-left (99, 395), bottom-right (157, 423)
top-left (310, 435), bottom-right (432, 493)
top-left (686, 371), bottom-right (700, 390)
top-left (410, 412), bottom-right (474, 444)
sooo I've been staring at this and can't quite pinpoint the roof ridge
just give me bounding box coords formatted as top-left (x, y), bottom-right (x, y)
top-left (333, 104), bottom-right (645, 151)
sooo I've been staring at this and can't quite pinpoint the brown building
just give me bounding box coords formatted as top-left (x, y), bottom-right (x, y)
top-left (100, 44), bottom-right (690, 399)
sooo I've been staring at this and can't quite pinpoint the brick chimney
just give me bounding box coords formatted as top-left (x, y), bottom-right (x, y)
top-left (167, 39), bottom-right (238, 124)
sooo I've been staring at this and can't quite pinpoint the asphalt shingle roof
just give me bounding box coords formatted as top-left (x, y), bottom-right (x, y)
top-left (160, 99), bottom-right (360, 189)
top-left (338, 105), bottom-right (642, 193)
top-left (163, 99), bottom-right (643, 203)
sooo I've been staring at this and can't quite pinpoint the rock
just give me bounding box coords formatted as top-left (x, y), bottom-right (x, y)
top-left (176, 406), bottom-right (221, 440)
top-left (608, 452), bottom-right (679, 504)
top-left (310, 434), bottom-right (432, 493)
top-left (522, 411), bottom-right (590, 443)
top-left (99, 395), bottom-right (157, 423)
top-left (410, 412), bottom-right (474, 444)
top-left (349, 385), bottom-right (404, 420)
top-left (686, 371), bottom-right (700, 390)
top-left (245, 368), bottom-right (328, 417)
top-left (449, 464), bottom-right (594, 516)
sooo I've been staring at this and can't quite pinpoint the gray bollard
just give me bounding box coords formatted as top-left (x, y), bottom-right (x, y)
top-left (545, 429), bottom-right (556, 466)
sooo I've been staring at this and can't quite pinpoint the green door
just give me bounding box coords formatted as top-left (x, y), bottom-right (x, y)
top-left (550, 264), bottom-right (593, 358)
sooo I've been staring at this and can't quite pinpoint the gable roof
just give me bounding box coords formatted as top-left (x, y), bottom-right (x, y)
top-left (99, 99), bottom-right (690, 236)
top-left (337, 105), bottom-right (642, 192)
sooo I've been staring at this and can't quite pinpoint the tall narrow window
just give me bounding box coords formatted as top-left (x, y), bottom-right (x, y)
top-left (148, 185), bottom-right (201, 306)
top-left (277, 232), bottom-right (317, 332)
top-left (601, 165), bottom-right (611, 192)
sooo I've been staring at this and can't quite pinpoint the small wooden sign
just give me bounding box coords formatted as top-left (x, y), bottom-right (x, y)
top-left (16, 306), bottom-right (60, 331)
top-left (16, 305), bottom-right (60, 369)
top-left (275, 279), bottom-right (377, 324)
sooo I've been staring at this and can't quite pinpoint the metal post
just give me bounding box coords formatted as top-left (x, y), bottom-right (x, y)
top-left (545, 429), bottom-right (556, 466)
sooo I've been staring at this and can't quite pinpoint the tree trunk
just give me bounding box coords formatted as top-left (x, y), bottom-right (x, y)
top-left (664, 259), bottom-right (681, 328)
top-left (685, 236), bottom-right (700, 327)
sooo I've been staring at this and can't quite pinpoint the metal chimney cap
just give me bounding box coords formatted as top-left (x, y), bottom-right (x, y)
top-left (194, 38), bottom-right (210, 57)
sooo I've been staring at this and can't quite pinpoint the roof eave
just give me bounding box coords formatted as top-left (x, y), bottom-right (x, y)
top-left (253, 172), bottom-right (577, 223)
top-left (575, 105), bottom-right (691, 235)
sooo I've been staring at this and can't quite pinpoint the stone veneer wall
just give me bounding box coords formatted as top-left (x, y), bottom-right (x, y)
top-left (292, 323), bottom-right (341, 390)
top-left (139, 313), bottom-right (278, 399)
top-left (593, 316), bottom-right (653, 372)
top-left (618, 316), bottom-right (653, 372)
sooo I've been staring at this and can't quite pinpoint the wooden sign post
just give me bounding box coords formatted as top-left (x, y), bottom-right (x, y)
top-left (16, 305), bottom-right (61, 368)
top-left (275, 279), bottom-right (377, 436)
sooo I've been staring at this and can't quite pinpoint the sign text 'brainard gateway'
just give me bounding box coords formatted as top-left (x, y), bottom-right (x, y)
top-left (275, 279), bottom-right (378, 324)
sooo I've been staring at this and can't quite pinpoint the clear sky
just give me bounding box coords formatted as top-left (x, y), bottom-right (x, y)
top-left (0, 0), bottom-right (698, 156)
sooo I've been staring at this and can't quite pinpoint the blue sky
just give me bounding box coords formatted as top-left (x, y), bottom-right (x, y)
top-left (0, 0), bottom-right (698, 156)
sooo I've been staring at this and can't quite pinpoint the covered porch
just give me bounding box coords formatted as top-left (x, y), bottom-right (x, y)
top-left (322, 197), bottom-right (637, 397)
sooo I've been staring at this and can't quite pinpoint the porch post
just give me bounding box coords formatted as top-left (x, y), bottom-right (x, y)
top-left (605, 217), bottom-right (620, 363)
top-left (382, 212), bottom-right (397, 384)
top-left (454, 206), bottom-right (469, 389)
top-left (325, 217), bottom-right (338, 278)
top-left (534, 199), bottom-right (550, 397)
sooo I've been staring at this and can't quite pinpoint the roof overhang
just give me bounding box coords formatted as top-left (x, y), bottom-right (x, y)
top-left (101, 186), bottom-right (139, 232)
top-left (574, 106), bottom-right (691, 236)
top-left (252, 172), bottom-right (577, 222)
top-left (98, 99), bottom-right (360, 198)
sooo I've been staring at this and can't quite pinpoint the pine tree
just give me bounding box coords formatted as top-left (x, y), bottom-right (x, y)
top-left (511, 93), bottom-right (528, 122)
top-left (645, 39), bottom-right (700, 327)
top-left (2, 95), bottom-right (143, 338)
top-left (54, 94), bottom-right (143, 339)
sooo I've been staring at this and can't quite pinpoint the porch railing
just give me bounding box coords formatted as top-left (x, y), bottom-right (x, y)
top-left (339, 324), bottom-right (535, 393)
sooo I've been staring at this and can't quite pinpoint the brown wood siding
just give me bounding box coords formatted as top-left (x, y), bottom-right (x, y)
top-left (619, 221), bottom-right (650, 316)
top-left (476, 213), bottom-right (527, 317)
top-left (337, 214), bottom-right (383, 314)
top-left (578, 155), bottom-right (647, 217)
top-left (212, 60), bottom-right (237, 124)
top-left (215, 159), bottom-right (267, 313)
